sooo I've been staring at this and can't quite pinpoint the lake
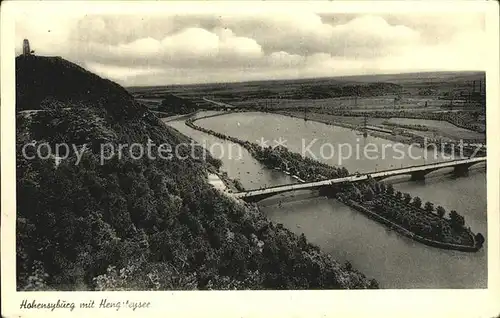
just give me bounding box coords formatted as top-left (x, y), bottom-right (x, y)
top-left (166, 111), bottom-right (487, 288)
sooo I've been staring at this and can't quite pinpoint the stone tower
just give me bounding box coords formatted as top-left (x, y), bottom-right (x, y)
top-left (23, 39), bottom-right (31, 56)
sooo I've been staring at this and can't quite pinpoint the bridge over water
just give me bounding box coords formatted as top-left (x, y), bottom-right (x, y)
top-left (232, 157), bottom-right (486, 202)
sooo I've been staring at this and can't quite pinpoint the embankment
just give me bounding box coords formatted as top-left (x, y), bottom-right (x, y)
top-left (339, 198), bottom-right (481, 252)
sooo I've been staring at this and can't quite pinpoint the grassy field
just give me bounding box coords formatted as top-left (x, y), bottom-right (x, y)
top-left (384, 118), bottom-right (485, 140)
top-left (230, 96), bottom-right (455, 112)
top-left (129, 70), bottom-right (484, 96)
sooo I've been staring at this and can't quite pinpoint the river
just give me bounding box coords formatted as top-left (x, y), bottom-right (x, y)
top-left (166, 111), bottom-right (487, 288)
top-left (167, 112), bottom-right (297, 190)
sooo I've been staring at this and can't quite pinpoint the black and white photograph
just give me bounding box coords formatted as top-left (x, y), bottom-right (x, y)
top-left (1, 1), bottom-right (499, 317)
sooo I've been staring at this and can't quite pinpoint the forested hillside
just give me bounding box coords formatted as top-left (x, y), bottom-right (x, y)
top-left (158, 93), bottom-right (198, 114)
top-left (16, 55), bottom-right (377, 290)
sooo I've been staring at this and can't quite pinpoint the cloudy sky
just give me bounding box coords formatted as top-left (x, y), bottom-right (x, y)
top-left (14, 4), bottom-right (487, 86)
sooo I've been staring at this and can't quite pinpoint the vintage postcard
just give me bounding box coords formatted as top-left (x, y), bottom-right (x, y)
top-left (1, 1), bottom-right (499, 317)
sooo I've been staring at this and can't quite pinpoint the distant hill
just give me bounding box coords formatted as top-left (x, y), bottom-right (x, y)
top-left (16, 55), bottom-right (144, 119)
top-left (158, 93), bottom-right (198, 114)
top-left (127, 71), bottom-right (485, 91)
top-left (334, 71), bottom-right (486, 85)
top-left (16, 55), bottom-right (377, 291)
top-left (129, 70), bottom-right (484, 103)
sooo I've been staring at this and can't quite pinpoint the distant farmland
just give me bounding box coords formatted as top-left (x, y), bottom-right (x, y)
top-left (128, 71), bottom-right (486, 113)
top-left (230, 96), bottom-right (453, 111)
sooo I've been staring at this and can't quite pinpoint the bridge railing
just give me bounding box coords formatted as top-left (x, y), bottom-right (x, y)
top-left (368, 157), bottom-right (485, 176)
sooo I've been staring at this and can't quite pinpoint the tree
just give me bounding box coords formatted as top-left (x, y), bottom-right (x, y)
top-left (403, 193), bottom-right (412, 204)
top-left (436, 206), bottom-right (446, 218)
top-left (363, 188), bottom-right (375, 201)
top-left (386, 184), bottom-right (394, 195)
top-left (344, 261), bottom-right (353, 271)
top-left (424, 202), bottom-right (434, 213)
top-left (379, 183), bottom-right (386, 193)
top-left (412, 197), bottom-right (422, 208)
top-left (339, 167), bottom-right (349, 177)
top-left (449, 210), bottom-right (458, 222)
top-left (368, 278), bottom-right (379, 289)
top-left (458, 215), bottom-right (465, 227)
top-left (374, 201), bottom-right (384, 213)
top-left (394, 191), bottom-right (403, 200)
top-left (449, 210), bottom-right (465, 229)
top-left (475, 233), bottom-right (485, 247)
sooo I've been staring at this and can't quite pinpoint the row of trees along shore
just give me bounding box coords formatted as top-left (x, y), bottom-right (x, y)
top-left (382, 121), bottom-right (430, 131)
top-left (336, 181), bottom-right (484, 250)
top-left (396, 131), bottom-right (486, 158)
top-left (186, 117), bottom-right (484, 252)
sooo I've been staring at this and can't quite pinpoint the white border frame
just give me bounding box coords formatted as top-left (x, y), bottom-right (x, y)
top-left (1, 1), bottom-right (499, 317)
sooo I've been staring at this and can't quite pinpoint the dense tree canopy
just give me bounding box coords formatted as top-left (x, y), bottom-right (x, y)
top-left (16, 55), bottom-right (376, 291)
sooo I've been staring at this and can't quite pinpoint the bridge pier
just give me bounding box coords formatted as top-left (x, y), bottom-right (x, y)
top-left (318, 185), bottom-right (338, 198)
top-left (410, 170), bottom-right (427, 181)
top-left (241, 194), bottom-right (273, 203)
top-left (453, 164), bottom-right (470, 177)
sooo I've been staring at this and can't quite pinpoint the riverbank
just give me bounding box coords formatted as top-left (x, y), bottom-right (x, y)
top-left (338, 197), bottom-right (481, 252)
top-left (160, 110), bottom-right (200, 122)
top-left (334, 180), bottom-right (484, 252)
top-left (186, 112), bottom-right (484, 252)
top-left (277, 110), bottom-right (486, 157)
top-left (310, 109), bottom-right (485, 133)
top-left (217, 170), bottom-right (245, 192)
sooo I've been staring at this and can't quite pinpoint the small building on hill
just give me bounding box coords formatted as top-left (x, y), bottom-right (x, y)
top-left (23, 39), bottom-right (31, 56)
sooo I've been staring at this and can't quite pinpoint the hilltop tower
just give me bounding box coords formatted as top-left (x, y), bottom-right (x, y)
top-left (23, 39), bottom-right (31, 56)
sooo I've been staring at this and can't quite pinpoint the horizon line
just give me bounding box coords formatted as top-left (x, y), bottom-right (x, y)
top-left (124, 69), bottom-right (486, 89)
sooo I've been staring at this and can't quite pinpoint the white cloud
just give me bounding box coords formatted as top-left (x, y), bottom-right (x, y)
top-left (161, 28), bottom-right (219, 58)
top-left (215, 28), bottom-right (264, 60)
top-left (85, 62), bottom-right (164, 82)
top-left (64, 27), bottom-right (264, 69)
top-left (215, 13), bottom-right (421, 58)
top-left (14, 9), bottom-right (487, 86)
top-left (267, 51), bottom-right (305, 67)
top-left (329, 15), bottom-right (420, 55)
